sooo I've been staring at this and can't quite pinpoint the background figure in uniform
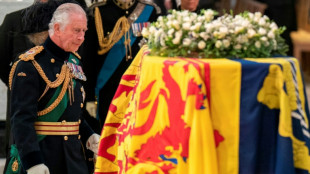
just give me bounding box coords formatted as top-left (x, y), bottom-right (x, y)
top-left (9, 3), bottom-right (99, 174)
top-left (257, 0), bottom-right (297, 56)
top-left (80, 0), bottom-right (161, 129)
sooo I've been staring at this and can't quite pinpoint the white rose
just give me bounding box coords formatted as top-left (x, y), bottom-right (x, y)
top-left (247, 29), bottom-right (256, 38)
top-left (258, 28), bottom-right (267, 35)
top-left (255, 41), bottom-right (261, 48)
top-left (258, 18), bottom-right (266, 26)
top-left (168, 28), bottom-right (175, 36)
top-left (149, 26), bottom-right (156, 34)
top-left (260, 36), bottom-right (267, 42)
top-left (199, 32), bottom-right (209, 41)
top-left (204, 9), bottom-right (215, 21)
top-left (141, 28), bottom-right (149, 37)
top-left (172, 20), bottom-right (180, 30)
top-left (183, 38), bottom-right (191, 46)
top-left (234, 44), bottom-right (242, 49)
top-left (235, 26), bottom-right (244, 34)
top-left (172, 30), bottom-right (183, 44)
top-left (223, 39), bottom-right (230, 48)
top-left (215, 40), bottom-right (222, 48)
top-left (182, 22), bottom-right (191, 31)
top-left (198, 40), bottom-right (206, 49)
top-left (267, 31), bottom-right (275, 39)
top-left (183, 16), bottom-right (190, 22)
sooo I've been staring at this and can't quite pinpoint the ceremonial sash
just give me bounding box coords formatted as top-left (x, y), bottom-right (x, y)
top-left (95, 5), bottom-right (154, 118)
top-left (36, 54), bottom-right (78, 141)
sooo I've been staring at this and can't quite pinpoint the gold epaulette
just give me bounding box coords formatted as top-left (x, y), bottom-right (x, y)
top-left (89, 0), bottom-right (107, 11)
top-left (138, 0), bottom-right (161, 14)
top-left (72, 52), bottom-right (81, 59)
top-left (19, 46), bottom-right (44, 61)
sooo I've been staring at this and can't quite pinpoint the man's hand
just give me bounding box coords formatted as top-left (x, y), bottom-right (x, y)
top-left (86, 133), bottom-right (100, 155)
top-left (27, 164), bottom-right (50, 174)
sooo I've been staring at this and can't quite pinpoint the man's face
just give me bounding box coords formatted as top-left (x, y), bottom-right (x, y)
top-left (57, 13), bottom-right (87, 52)
top-left (181, 0), bottom-right (199, 11)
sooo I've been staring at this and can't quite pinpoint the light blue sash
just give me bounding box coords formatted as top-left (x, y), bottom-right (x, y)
top-left (95, 5), bottom-right (154, 118)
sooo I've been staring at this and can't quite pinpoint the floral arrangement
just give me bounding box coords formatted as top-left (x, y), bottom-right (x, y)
top-left (141, 9), bottom-right (288, 58)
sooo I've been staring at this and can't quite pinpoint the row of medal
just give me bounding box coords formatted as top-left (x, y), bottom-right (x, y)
top-left (66, 61), bottom-right (87, 81)
top-left (131, 22), bottom-right (150, 37)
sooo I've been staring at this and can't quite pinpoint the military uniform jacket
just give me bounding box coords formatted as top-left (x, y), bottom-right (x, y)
top-left (10, 37), bottom-right (94, 174)
top-left (80, 0), bottom-right (160, 125)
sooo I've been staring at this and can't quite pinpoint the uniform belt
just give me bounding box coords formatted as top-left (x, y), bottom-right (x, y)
top-left (34, 121), bottom-right (79, 135)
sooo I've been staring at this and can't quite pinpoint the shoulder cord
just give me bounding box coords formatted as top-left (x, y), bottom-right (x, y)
top-left (94, 2), bottom-right (146, 60)
top-left (9, 59), bottom-right (73, 116)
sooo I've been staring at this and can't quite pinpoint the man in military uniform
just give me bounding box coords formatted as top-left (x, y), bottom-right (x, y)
top-left (0, 0), bottom-right (87, 164)
top-left (80, 0), bottom-right (161, 129)
top-left (9, 3), bottom-right (99, 174)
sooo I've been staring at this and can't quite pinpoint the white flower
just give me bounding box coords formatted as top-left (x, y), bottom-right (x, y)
top-left (198, 40), bottom-right (206, 49)
top-left (168, 29), bottom-right (175, 36)
top-left (183, 38), bottom-right (192, 46)
top-left (258, 18), bottom-right (266, 26)
top-left (247, 29), bottom-right (256, 38)
top-left (258, 28), bottom-right (267, 35)
top-left (223, 39), bottom-right (230, 48)
top-left (260, 36), bottom-right (267, 42)
top-left (182, 22), bottom-right (191, 30)
top-left (234, 44), bottom-right (242, 49)
top-left (204, 9), bottom-right (215, 21)
top-left (267, 31), bottom-right (275, 39)
top-left (215, 40), bottom-right (222, 48)
top-left (255, 41), bottom-right (261, 48)
top-left (172, 20), bottom-right (180, 30)
top-left (141, 28), bottom-right (149, 37)
top-left (199, 32), bottom-right (209, 41)
top-left (172, 30), bottom-right (183, 44)
top-left (235, 26), bottom-right (244, 34)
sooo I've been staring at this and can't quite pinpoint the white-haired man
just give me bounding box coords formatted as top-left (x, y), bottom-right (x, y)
top-left (9, 3), bottom-right (99, 174)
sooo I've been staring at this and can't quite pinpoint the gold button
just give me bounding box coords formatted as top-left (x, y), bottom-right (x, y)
top-left (56, 73), bottom-right (60, 77)
top-left (107, 32), bottom-right (110, 35)
top-left (64, 136), bottom-right (68, 141)
top-left (61, 120), bottom-right (66, 124)
top-left (50, 58), bottom-right (55, 63)
top-left (78, 135), bottom-right (81, 139)
top-left (80, 103), bottom-right (84, 108)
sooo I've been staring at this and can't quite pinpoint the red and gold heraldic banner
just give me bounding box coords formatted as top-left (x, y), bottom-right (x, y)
top-left (95, 46), bottom-right (310, 174)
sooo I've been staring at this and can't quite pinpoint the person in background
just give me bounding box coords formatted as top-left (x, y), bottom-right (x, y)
top-left (9, 3), bottom-right (99, 174)
top-left (79, 0), bottom-right (161, 130)
top-left (164, 0), bottom-right (215, 12)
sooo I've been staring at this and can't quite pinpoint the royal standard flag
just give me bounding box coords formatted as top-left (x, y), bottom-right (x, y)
top-left (95, 46), bottom-right (310, 174)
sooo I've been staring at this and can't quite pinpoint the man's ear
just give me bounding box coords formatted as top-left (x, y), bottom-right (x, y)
top-left (54, 23), bottom-right (61, 35)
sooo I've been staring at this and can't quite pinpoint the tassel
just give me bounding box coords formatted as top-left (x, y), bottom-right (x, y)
top-left (5, 145), bottom-right (21, 174)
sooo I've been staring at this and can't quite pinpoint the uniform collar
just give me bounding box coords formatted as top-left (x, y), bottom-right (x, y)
top-left (44, 36), bottom-right (70, 60)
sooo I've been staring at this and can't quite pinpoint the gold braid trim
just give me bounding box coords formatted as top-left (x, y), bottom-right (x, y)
top-left (72, 52), bottom-right (81, 59)
top-left (32, 61), bottom-right (67, 88)
top-left (9, 60), bottom-right (21, 90)
top-left (19, 46), bottom-right (44, 61)
top-left (94, 7), bottom-right (131, 59)
top-left (37, 67), bottom-right (72, 116)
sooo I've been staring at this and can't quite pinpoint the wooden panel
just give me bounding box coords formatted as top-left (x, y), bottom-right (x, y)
top-left (296, 0), bottom-right (310, 32)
